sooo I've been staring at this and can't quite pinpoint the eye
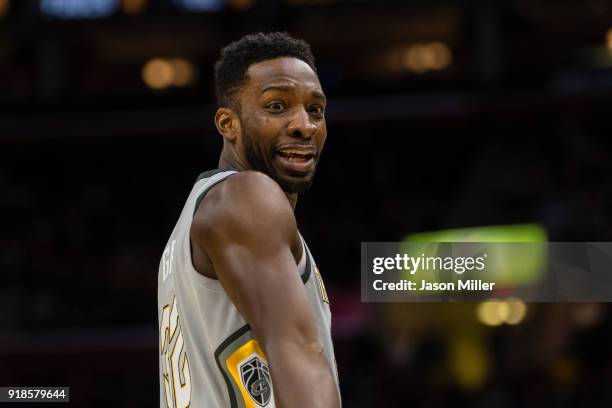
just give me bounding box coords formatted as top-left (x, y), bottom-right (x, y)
top-left (266, 102), bottom-right (286, 112)
top-left (309, 104), bottom-right (325, 116)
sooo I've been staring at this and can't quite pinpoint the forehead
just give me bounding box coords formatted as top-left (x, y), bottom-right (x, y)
top-left (244, 57), bottom-right (322, 94)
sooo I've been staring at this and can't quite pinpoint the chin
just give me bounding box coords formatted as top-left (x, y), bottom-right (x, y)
top-left (276, 173), bottom-right (315, 194)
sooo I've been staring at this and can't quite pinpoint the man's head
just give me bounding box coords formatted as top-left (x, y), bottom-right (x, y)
top-left (214, 32), bottom-right (327, 194)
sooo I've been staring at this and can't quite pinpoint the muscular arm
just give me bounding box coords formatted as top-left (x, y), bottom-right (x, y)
top-left (192, 171), bottom-right (340, 408)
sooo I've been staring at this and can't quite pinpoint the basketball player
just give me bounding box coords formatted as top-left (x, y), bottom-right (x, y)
top-left (158, 33), bottom-right (341, 407)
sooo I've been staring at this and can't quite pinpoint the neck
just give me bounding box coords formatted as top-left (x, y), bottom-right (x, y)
top-left (219, 152), bottom-right (298, 211)
top-left (219, 148), bottom-right (248, 172)
top-left (286, 192), bottom-right (298, 210)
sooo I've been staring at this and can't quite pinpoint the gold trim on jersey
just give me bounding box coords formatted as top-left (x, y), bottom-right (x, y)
top-left (314, 265), bottom-right (329, 304)
top-left (160, 294), bottom-right (192, 408)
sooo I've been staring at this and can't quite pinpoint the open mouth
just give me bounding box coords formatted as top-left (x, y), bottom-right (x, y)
top-left (277, 150), bottom-right (315, 162)
top-left (276, 148), bottom-right (316, 174)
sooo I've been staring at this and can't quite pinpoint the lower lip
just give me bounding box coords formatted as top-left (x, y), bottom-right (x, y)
top-left (276, 154), bottom-right (315, 174)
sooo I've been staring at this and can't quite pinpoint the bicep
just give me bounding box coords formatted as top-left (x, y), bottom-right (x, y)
top-left (211, 239), bottom-right (316, 348)
top-left (195, 173), bottom-right (318, 349)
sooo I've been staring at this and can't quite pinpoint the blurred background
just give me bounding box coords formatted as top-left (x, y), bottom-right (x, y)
top-left (1, 0), bottom-right (612, 406)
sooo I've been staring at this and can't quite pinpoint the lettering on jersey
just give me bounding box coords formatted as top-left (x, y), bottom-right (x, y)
top-left (160, 294), bottom-right (192, 408)
top-left (314, 265), bottom-right (329, 304)
top-left (240, 357), bottom-right (272, 406)
top-left (162, 239), bottom-right (177, 282)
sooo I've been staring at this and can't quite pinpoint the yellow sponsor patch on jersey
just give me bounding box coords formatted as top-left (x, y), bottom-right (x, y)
top-left (226, 339), bottom-right (273, 407)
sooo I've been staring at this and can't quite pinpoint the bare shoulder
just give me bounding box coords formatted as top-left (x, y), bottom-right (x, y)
top-left (192, 171), bottom-right (297, 246)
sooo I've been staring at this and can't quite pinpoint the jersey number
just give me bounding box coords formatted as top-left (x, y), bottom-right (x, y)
top-left (160, 295), bottom-right (192, 408)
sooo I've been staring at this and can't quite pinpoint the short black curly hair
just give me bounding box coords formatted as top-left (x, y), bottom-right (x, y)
top-left (214, 32), bottom-right (316, 110)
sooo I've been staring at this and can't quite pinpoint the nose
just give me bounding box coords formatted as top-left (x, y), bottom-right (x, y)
top-left (287, 107), bottom-right (317, 139)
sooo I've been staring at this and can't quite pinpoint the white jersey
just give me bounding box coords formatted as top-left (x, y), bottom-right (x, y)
top-left (158, 168), bottom-right (339, 408)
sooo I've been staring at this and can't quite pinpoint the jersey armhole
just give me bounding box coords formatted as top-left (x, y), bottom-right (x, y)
top-left (297, 238), bottom-right (306, 274)
top-left (187, 171), bottom-right (238, 291)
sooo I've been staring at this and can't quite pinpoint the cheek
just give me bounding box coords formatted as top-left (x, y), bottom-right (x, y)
top-left (260, 117), bottom-right (282, 133)
top-left (318, 125), bottom-right (327, 145)
top-left (244, 122), bottom-right (273, 154)
top-left (241, 112), bottom-right (283, 147)
top-left (256, 119), bottom-right (283, 144)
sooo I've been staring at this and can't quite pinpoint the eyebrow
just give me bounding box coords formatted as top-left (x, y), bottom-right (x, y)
top-left (261, 84), bottom-right (326, 102)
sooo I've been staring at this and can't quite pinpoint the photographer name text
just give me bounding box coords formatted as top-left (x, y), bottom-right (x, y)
top-left (372, 279), bottom-right (495, 291)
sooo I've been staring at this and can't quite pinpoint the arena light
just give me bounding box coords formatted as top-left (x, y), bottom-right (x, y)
top-left (403, 44), bottom-right (429, 74)
top-left (476, 299), bottom-right (527, 326)
top-left (173, 0), bottom-right (224, 12)
top-left (404, 224), bottom-right (547, 286)
top-left (142, 58), bottom-right (174, 90)
top-left (429, 42), bottom-right (452, 70)
top-left (168, 58), bottom-right (197, 87)
top-left (121, 0), bottom-right (147, 15)
top-left (476, 301), bottom-right (504, 326)
top-left (606, 28), bottom-right (612, 51)
top-left (41, 0), bottom-right (118, 19)
top-left (399, 42), bottom-right (453, 74)
top-left (0, 0), bottom-right (9, 18)
top-left (504, 299), bottom-right (527, 325)
top-left (142, 57), bottom-right (197, 90)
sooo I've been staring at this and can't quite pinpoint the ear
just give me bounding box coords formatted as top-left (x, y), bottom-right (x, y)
top-left (214, 108), bottom-right (241, 143)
